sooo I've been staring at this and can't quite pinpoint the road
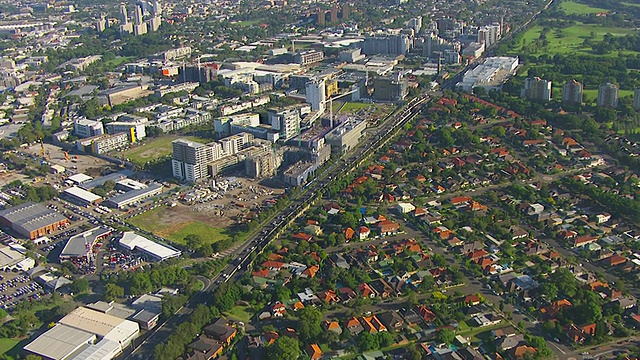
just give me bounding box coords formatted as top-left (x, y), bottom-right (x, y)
top-left (122, 94), bottom-right (433, 360)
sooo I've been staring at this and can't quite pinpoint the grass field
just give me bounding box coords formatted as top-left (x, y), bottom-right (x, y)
top-left (104, 56), bottom-right (133, 68)
top-left (622, 1), bottom-right (640, 7)
top-left (512, 23), bottom-right (637, 56)
top-left (225, 305), bottom-right (253, 322)
top-left (339, 102), bottom-right (373, 113)
top-left (128, 206), bottom-right (229, 245)
top-left (120, 136), bottom-right (207, 166)
top-left (560, 1), bottom-right (608, 14)
top-left (582, 89), bottom-right (635, 103)
top-left (0, 338), bottom-right (18, 355)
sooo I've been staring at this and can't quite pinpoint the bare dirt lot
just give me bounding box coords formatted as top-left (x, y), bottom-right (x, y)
top-left (128, 177), bottom-right (285, 245)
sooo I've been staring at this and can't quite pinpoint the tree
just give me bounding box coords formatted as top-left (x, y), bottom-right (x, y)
top-left (357, 331), bottom-right (380, 351)
top-left (406, 345), bottom-right (423, 360)
top-left (26, 355), bottom-right (43, 360)
top-left (103, 180), bottom-right (116, 192)
top-left (298, 306), bottom-right (323, 342)
top-left (105, 283), bottom-right (124, 301)
top-left (436, 328), bottom-right (455, 345)
top-left (185, 234), bottom-right (204, 250)
top-left (378, 331), bottom-right (394, 347)
top-left (70, 278), bottom-right (89, 294)
top-left (268, 336), bottom-right (301, 360)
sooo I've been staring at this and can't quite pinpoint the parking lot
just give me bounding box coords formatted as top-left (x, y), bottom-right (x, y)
top-left (0, 273), bottom-right (44, 310)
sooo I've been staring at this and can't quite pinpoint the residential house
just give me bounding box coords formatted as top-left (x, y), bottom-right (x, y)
top-left (509, 345), bottom-right (536, 359)
top-left (343, 227), bottom-right (355, 242)
top-left (203, 318), bottom-right (237, 346)
top-left (416, 305), bottom-right (437, 323)
top-left (357, 226), bottom-right (371, 240)
top-left (306, 343), bottom-right (323, 360)
top-left (370, 278), bottom-right (394, 298)
top-left (338, 287), bottom-right (357, 303)
top-left (497, 334), bottom-right (525, 351)
top-left (358, 283), bottom-right (378, 298)
top-left (346, 317), bottom-right (365, 335)
top-left (362, 315), bottom-right (387, 333)
top-left (573, 235), bottom-right (598, 248)
top-left (271, 302), bottom-right (286, 317)
top-left (186, 335), bottom-right (224, 360)
top-left (377, 220), bottom-right (400, 236)
top-left (323, 320), bottom-right (342, 334)
top-left (377, 311), bottom-right (404, 331)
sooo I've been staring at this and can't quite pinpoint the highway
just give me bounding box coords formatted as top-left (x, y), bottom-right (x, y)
top-left (122, 93), bottom-right (433, 360)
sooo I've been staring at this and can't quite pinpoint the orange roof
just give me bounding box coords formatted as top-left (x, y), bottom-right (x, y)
top-left (346, 317), bottom-right (361, 328)
top-left (293, 301), bottom-right (305, 310)
top-left (307, 343), bottom-right (322, 359)
top-left (343, 227), bottom-right (355, 240)
top-left (325, 320), bottom-right (340, 330)
top-left (268, 253), bottom-right (284, 261)
top-left (303, 265), bottom-right (319, 278)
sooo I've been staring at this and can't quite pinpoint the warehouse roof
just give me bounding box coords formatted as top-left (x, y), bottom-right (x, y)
top-left (60, 227), bottom-right (111, 259)
top-left (67, 173), bottom-right (93, 184)
top-left (0, 202), bottom-right (68, 233)
top-left (79, 170), bottom-right (136, 190)
top-left (0, 245), bottom-right (25, 268)
top-left (67, 338), bottom-right (121, 360)
top-left (105, 183), bottom-right (163, 207)
top-left (59, 307), bottom-right (139, 339)
top-left (23, 324), bottom-right (95, 360)
top-left (63, 186), bottom-right (102, 203)
top-left (119, 232), bottom-right (181, 261)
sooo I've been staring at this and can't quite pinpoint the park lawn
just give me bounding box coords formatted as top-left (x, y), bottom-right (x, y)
top-left (128, 207), bottom-right (229, 245)
top-left (0, 338), bottom-right (18, 355)
top-left (582, 89), bottom-right (635, 103)
top-left (560, 1), bottom-right (608, 14)
top-left (339, 102), bottom-right (373, 113)
top-left (225, 305), bottom-right (253, 322)
top-left (104, 56), bottom-right (133, 68)
top-left (120, 136), bottom-right (207, 166)
top-left (511, 23), bottom-right (637, 56)
top-left (457, 320), bottom-right (508, 338)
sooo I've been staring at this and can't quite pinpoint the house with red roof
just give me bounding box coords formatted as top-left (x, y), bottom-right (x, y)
top-left (377, 220), bottom-right (400, 236)
top-left (357, 226), bottom-right (370, 240)
top-left (362, 315), bottom-right (387, 333)
top-left (573, 235), bottom-right (598, 248)
top-left (450, 196), bottom-right (472, 205)
top-left (343, 227), bottom-right (355, 241)
top-left (292, 232), bottom-right (313, 242)
top-left (306, 343), bottom-right (323, 360)
top-left (416, 305), bottom-right (437, 323)
top-left (261, 261), bottom-right (285, 270)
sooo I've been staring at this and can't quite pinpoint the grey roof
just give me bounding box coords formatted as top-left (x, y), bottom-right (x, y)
top-left (60, 227), bottom-right (112, 259)
top-left (0, 202), bottom-right (68, 233)
top-left (23, 324), bottom-right (95, 360)
top-left (105, 183), bottom-right (163, 207)
top-left (79, 170), bottom-right (135, 190)
top-left (131, 309), bottom-right (160, 323)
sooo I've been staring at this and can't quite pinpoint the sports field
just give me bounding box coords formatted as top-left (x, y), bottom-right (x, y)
top-left (120, 135), bottom-right (208, 166)
top-left (559, 1), bottom-right (608, 14)
top-left (0, 338), bottom-right (18, 355)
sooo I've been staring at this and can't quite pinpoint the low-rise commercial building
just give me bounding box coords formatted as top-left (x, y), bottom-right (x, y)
top-left (59, 227), bottom-right (112, 262)
top-left (76, 132), bottom-right (130, 154)
top-left (62, 186), bottom-right (103, 207)
top-left (119, 232), bottom-right (181, 261)
top-left (105, 183), bottom-right (163, 209)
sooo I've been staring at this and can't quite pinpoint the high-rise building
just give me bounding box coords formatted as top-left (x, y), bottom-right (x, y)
top-left (363, 34), bottom-right (410, 56)
top-left (562, 80), bottom-right (583, 104)
top-left (120, 3), bottom-right (128, 24)
top-left (171, 139), bottom-right (217, 182)
top-left (131, 4), bottom-right (147, 35)
top-left (96, 17), bottom-right (107, 32)
top-left (521, 77), bottom-right (552, 102)
top-left (317, 8), bottom-right (325, 25)
top-left (478, 24), bottom-right (501, 47)
top-left (372, 72), bottom-right (408, 101)
top-left (597, 82), bottom-right (619, 108)
top-left (633, 87), bottom-right (640, 110)
top-left (269, 108), bottom-right (301, 141)
top-left (330, 7), bottom-right (338, 23)
top-left (342, 4), bottom-right (349, 20)
top-left (305, 78), bottom-right (326, 112)
top-left (408, 16), bottom-right (423, 34)
top-left (152, 0), bottom-right (162, 16)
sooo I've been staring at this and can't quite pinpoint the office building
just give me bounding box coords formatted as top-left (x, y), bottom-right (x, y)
top-left (363, 34), bottom-right (410, 56)
top-left (76, 132), bottom-right (130, 154)
top-left (245, 146), bottom-right (281, 179)
top-left (597, 82), bottom-right (619, 108)
top-left (325, 118), bottom-right (367, 154)
top-left (74, 118), bottom-right (104, 138)
top-left (105, 183), bottom-right (164, 209)
top-left (105, 116), bottom-right (148, 142)
top-left (62, 186), bottom-right (103, 207)
top-left (339, 48), bottom-right (366, 63)
top-left (634, 87), bottom-right (640, 110)
top-left (521, 77), bottom-right (552, 102)
top-left (372, 73), bottom-right (408, 102)
top-left (269, 107), bottom-right (301, 141)
top-left (295, 50), bottom-right (324, 66)
top-left (306, 78), bottom-right (326, 112)
top-left (0, 202), bottom-right (69, 240)
top-left (171, 139), bottom-right (217, 182)
top-left (562, 80), bottom-right (583, 104)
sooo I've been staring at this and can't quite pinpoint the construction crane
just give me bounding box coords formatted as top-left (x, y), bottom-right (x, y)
top-left (64, 151), bottom-right (70, 161)
top-left (321, 88), bottom-right (358, 128)
top-left (39, 140), bottom-right (45, 158)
